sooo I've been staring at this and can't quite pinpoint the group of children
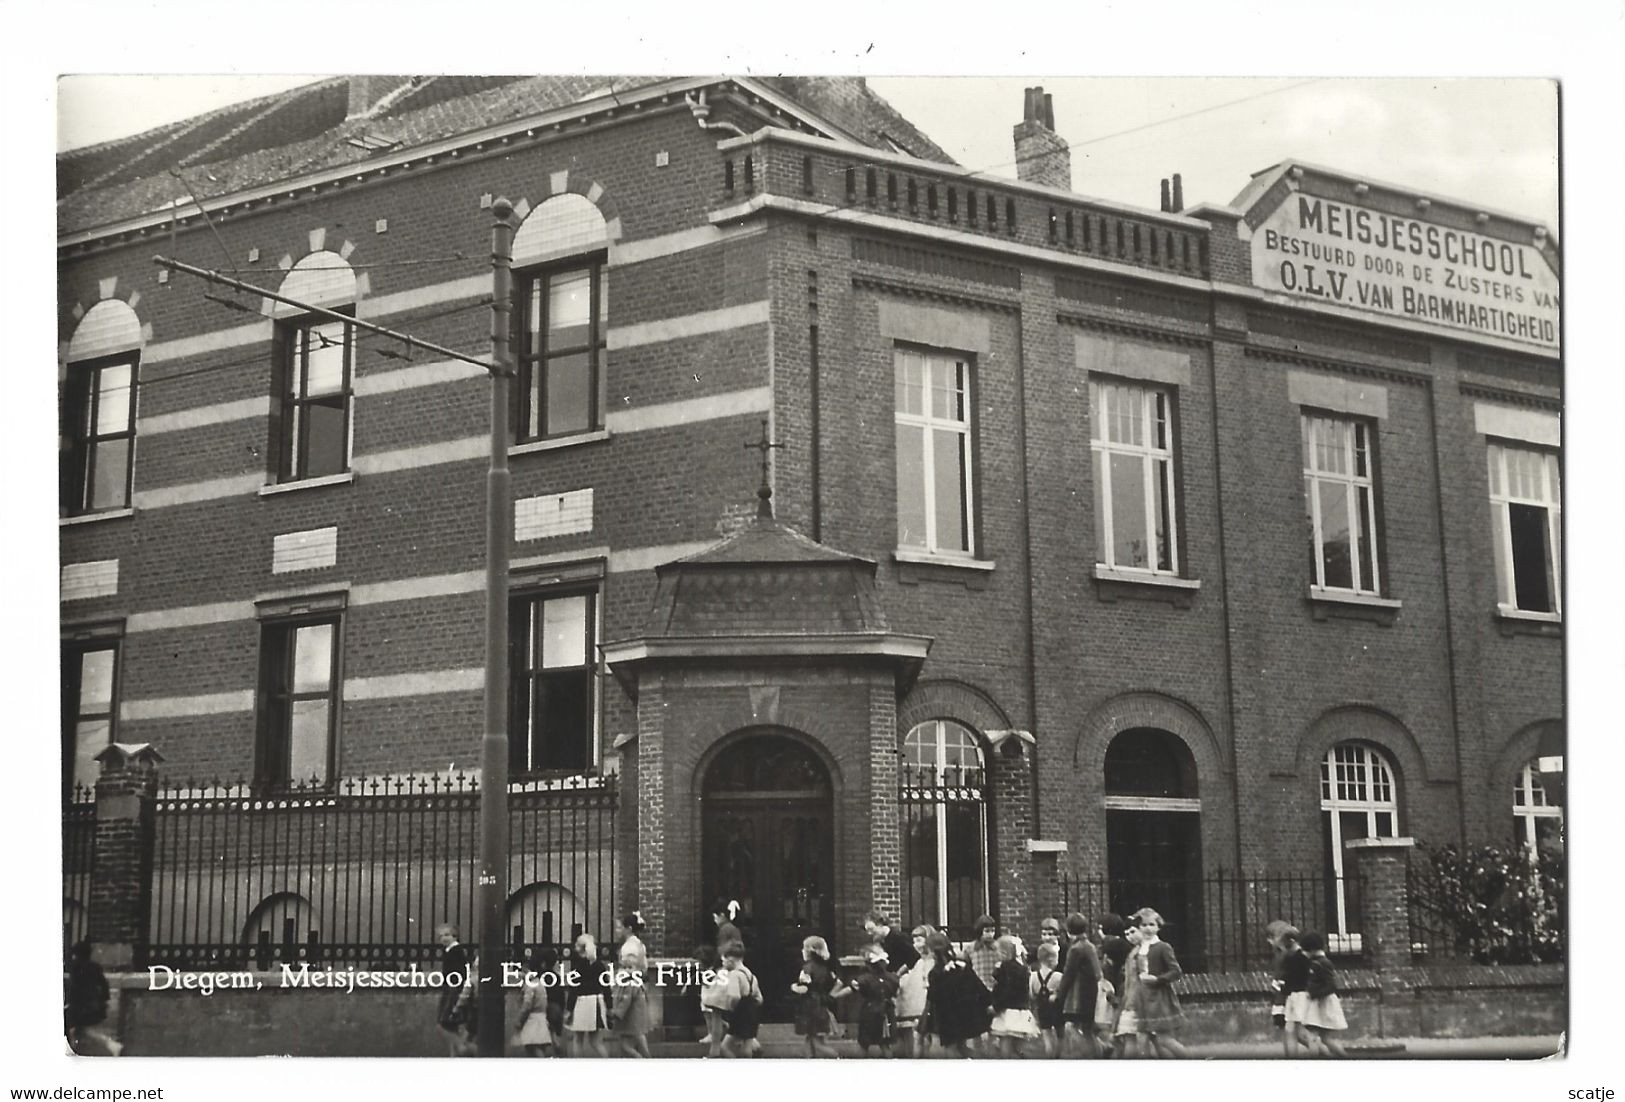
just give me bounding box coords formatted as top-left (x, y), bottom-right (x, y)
top-left (1266, 921), bottom-right (1350, 1058)
top-left (508, 913), bottom-right (656, 1058)
top-left (485, 904), bottom-right (1350, 1059)
top-left (704, 906), bottom-right (1197, 1059)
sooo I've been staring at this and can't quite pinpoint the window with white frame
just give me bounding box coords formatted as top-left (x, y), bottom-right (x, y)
top-left (1302, 414), bottom-right (1382, 595)
top-left (1320, 742), bottom-right (1399, 941)
top-left (509, 590), bottom-right (597, 773)
top-left (899, 720), bottom-right (989, 939)
top-left (62, 639), bottom-right (118, 796)
top-left (1513, 758), bottom-right (1564, 861)
top-left (1487, 444), bottom-right (1561, 614)
top-left (61, 354), bottom-right (137, 514)
top-left (511, 194), bottom-right (609, 443)
top-left (1090, 379), bottom-right (1178, 573)
top-left (895, 348), bottom-right (975, 556)
top-left (255, 616), bottom-right (340, 789)
top-left (273, 313), bottom-right (354, 482)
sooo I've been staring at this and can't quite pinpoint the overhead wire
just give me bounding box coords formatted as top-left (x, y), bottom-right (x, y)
top-left (801, 78), bottom-right (1323, 189)
top-left (121, 81), bottom-right (1320, 396)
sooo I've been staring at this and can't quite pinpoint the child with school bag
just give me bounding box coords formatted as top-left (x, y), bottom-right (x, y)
top-left (1299, 932), bottom-right (1350, 1058)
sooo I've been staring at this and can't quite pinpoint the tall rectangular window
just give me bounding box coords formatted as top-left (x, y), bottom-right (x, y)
top-left (1302, 414), bottom-right (1382, 594)
top-left (275, 315), bottom-right (353, 482)
top-left (895, 348), bottom-right (975, 555)
top-left (516, 261), bottom-right (604, 442)
top-left (61, 355), bottom-right (136, 514)
top-left (256, 618), bottom-right (339, 788)
top-left (1487, 444), bottom-right (1561, 614)
top-left (1090, 379), bottom-right (1178, 573)
top-left (62, 641), bottom-right (118, 795)
top-left (510, 591), bottom-right (596, 773)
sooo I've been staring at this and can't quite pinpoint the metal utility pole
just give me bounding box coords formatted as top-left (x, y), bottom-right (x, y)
top-left (477, 198), bottom-right (516, 1056)
top-left (154, 204), bottom-right (518, 1055)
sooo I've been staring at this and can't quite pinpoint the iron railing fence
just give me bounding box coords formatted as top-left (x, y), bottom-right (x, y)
top-left (134, 772), bottom-right (616, 970)
top-left (1407, 856), bottom-right (1565, 965)
top-left (63, 785), bottom-right (97, 949)
top-left (1059, 870), bottom-right (1366, 974)
top-left (899, 762), bottom-right (991, 944)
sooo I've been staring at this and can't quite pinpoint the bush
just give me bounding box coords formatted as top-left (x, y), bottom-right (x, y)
top-left (1410, 843), bottom-right (1564, 965)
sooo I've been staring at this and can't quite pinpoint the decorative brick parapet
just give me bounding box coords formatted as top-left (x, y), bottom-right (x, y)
top-left (89, 743), bottom-right (163, 971)
top-left (1345, 836), bottom-right (1415, 979)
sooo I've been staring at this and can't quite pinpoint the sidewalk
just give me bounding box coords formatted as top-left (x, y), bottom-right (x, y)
top-left (645, 1032), bottom-right (1563, 1060)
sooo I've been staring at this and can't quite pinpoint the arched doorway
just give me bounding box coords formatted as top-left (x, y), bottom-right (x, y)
top-left (1104, 728), bottom-right (1204, 967)
top-left (701, 732), bottom-right (834, 1018)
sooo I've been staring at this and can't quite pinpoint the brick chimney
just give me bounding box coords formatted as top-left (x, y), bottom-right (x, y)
top-left (347, 76), bottom-right (374, 120)
top-left (1013, 86), bottom-right (1071, 191)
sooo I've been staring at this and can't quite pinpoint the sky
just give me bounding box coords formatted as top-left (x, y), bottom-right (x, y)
top-left (56, 75), bottom-right (1560, 230)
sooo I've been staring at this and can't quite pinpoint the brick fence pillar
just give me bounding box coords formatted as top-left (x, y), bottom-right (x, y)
top-left (1345, 836), bottom-right (1415, 977)
top-left (867, 678), bottom-right (901, 935)
top-left (88, 743), bottom-right (162, 972)
top-left (635, 683), bottom-right (669, 956)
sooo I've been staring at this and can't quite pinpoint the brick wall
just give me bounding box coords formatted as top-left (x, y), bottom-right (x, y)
top-left (63, 96), bottom-right (1562, 963)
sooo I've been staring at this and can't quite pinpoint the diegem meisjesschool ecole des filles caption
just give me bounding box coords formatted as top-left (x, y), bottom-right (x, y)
top-left (58, 77), bottom-right (1562, 1009)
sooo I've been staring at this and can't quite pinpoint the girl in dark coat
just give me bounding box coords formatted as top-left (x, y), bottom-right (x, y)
top-left (789, 934), bottom-right (843, 1057)
top-left (1054, 912), bottom-right (1102, 1058)
top-left (988, 935), bottom-right (1039, 1057)
top-left (844, 943), bottom-right (900, 1057)
top-left (923, 930), bottom-right (989, 1057)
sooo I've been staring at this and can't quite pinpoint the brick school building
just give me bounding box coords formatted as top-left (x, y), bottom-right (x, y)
top-left (58, 77), bottom-right (1562, 1005)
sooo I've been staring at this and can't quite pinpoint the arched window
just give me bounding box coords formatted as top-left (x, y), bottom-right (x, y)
top-left (506, 880), bottom-right (588, 952)
top-left (900, 720), bottom-right (989, 939)
top-left (1513, 757), bottom-right (1563, 864)
top-left (272, 252), bottom-right (356, 483)
top-left (242, 892), bottom-right (317, 967)
top-left (1320, 742), bottom-right (1399, 941)
top-left (62, 300), bottom-right (142, 515)
top-left (511, 194), bottom-right (609, 443)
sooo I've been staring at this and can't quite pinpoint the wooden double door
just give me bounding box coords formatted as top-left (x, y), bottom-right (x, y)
top-left (701, 734), bottom-right (834, 1019)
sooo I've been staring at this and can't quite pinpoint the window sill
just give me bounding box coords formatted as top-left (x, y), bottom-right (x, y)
top-left (893, 548), bottom-right (996, 590)
top-left (1307, 587), bottom-right (1402, 626)
top-left (510, 429), bottom-right (611, 457)
top-left (259, 471), bottom-right (356, 497)
top-left (1093, 565), bottom-right (1200, 608)
top-left (1495, 606), bottom-right (1562, 637)
top-left (60, 507), bottom-right (134, 527)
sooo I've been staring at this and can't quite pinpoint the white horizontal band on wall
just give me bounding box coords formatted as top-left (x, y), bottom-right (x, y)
top-left (1077, 334), bottom-right (1191, 387)
top-left (605, 386), bottom-right (770, 434)
top-left (121, 690), bottom-right (255, 721)
top-left (113, 542), bottom-right (704, 630)
top-left (353, 436), bottom-right (487, 477)
top-left (134, 385), bottom-right (774, 510)
top-left (1474, 401), bottom-right (1559, 447)
top-left (352, 359), bottom-right (486, 398)
top-left (132, 473), bottom-right (263, 510)
top-left (1102, 795), bottom-right (1201, 813)
top-left (607, 300), bottom-right (769, 352)
top-left (1287, 370), bottom-right (1389, 420)
top-left (127, 600), bottom-right (257, 633)
top-left (143, 320), bottom-right (273, 366)
top-left (342, 668), bottom-right (484, 701)
top-left (138, 396), bottom-right (273, 438)
top-left (141, 218), bottom-right (761, 367)
top-left (877, 299), bottom-right (992, 354)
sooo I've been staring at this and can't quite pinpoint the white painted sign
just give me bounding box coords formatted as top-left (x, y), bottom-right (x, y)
top-left (1252, 194), bottom-right (1559, 350)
